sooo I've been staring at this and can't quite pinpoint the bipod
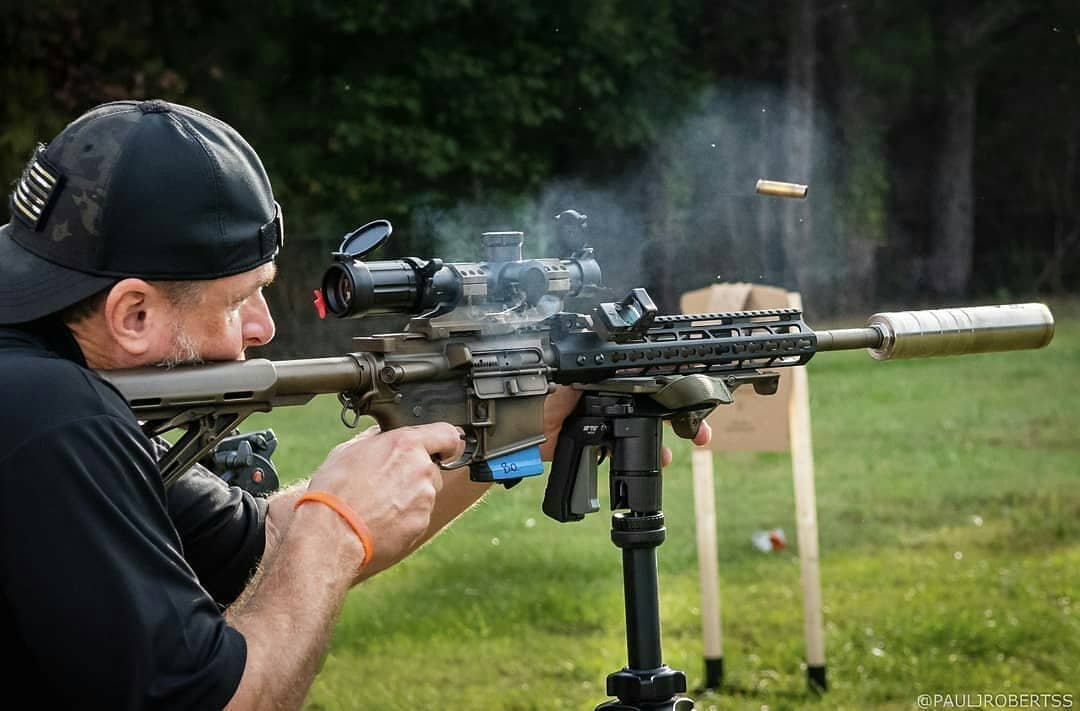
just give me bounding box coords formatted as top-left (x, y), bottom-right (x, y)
top-left (545, 388), bottom-right (716, 710)
top-left (596, 402), bottom-right (692, 710)
top-left (597, 504), bottom-right (693, 711)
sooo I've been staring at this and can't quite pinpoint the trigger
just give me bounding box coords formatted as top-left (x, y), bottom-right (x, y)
top-left (439, 434), bottom-right (478, 470)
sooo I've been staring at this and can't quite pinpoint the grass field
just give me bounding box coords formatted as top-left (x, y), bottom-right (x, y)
top-left (244, 300), bottom-right (1079, 710)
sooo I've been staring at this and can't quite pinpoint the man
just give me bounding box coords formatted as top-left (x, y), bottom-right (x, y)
top-left (0, 100), bottom-right (709, 709)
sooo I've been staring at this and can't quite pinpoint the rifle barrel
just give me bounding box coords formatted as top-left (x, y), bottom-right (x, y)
top-left (814, 327), bottom-right (882, 352)
top-left (815, 303), bottom-right (1055, 360)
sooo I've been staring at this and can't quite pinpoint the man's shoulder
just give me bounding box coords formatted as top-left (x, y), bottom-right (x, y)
top-left (0, 345), bottom-right (111, 402)
top-left (0, 347), bottom-right (134, 448)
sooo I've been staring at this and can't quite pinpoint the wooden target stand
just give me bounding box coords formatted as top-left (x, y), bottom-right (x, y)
top-left (680, 283), bottom-right (827, 694)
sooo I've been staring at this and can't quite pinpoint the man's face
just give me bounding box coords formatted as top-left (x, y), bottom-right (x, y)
top-left (159, 262), bottom-right (278, 366)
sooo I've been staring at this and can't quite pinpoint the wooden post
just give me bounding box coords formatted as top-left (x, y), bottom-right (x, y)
top-left (682, 283), bottom-right (826, 692)
top-left (691, 448), bottom-right (724, 689)
top-left (787, 292), bottom-right (827, 691)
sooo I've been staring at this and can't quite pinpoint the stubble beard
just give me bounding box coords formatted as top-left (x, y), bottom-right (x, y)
top-left (156, 324), bottom-right (204, 369)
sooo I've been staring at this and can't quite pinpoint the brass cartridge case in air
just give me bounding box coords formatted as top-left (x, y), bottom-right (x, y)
top-left (755, 179), bottom-right (809, 199)
top-left (866, 303), bottom-right (1055, 360)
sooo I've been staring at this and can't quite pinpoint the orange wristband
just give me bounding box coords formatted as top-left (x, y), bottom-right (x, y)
top-left (294, 491), bottom-right (375, 568)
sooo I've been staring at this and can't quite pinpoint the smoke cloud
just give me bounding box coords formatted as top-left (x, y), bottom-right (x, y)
top-left (409, 82), bottom-right (843, 316)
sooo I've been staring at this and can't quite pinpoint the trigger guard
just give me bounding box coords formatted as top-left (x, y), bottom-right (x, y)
top-left (438, 435), bottom-right (477, 470)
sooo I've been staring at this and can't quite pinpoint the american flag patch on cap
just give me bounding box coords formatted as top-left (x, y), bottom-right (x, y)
top-left (11, 144), bottom-right (64, 231)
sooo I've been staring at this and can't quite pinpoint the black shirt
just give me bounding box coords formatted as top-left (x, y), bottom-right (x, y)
top-left (0, 318), bottom-right (267, 709)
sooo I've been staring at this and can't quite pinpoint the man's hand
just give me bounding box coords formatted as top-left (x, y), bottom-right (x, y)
top-left (662, 419), bottom-right (711, 466)
top-left (538, 385), bottom-right (583, 461)
top-left (540, 385), bottom-right (713, 465)
top-left (306, 423), bottom-right (464, 577)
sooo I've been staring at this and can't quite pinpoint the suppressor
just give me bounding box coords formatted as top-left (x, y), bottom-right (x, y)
top-left (814, 304), bottom-right (1055, 360)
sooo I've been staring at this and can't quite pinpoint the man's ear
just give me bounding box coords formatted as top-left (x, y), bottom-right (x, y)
top-left (103, 278), bottom-right (172, 357)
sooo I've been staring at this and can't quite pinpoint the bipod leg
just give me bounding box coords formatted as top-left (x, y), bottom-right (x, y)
top-left (596, 414), bottom-right (694, 710)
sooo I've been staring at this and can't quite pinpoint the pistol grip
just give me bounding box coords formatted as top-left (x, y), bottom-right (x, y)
top-left (542, 416), bottom-right (607, 522)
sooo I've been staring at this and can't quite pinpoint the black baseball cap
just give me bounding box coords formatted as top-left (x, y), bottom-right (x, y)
top-left (0, 99), bottom-right (283, 325)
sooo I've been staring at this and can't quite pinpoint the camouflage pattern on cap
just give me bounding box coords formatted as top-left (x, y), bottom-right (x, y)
top-left (6, 99), bottom-right (280, 279)
top-left (24, 106), bottom-right (143, 269)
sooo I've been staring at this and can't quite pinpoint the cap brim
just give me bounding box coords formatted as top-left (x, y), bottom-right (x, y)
top-left (0, 222), bottom-right (116, 325)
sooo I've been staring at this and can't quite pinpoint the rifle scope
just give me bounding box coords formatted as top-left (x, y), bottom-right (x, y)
top-left (320, 224), bottom-right (602, 319)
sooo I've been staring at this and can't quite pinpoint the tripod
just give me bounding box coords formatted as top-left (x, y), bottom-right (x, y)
top-left (545, 389), bottom-right (716, 710)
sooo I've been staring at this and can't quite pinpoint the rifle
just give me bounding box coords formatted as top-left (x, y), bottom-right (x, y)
top-left (102, 210), bottom-right (1055, 499)
top-left (101, 209), bottom-right (1054, 710)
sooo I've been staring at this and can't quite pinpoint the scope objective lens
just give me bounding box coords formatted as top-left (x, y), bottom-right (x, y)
top-left (337, 272), bottom-right (353, 309)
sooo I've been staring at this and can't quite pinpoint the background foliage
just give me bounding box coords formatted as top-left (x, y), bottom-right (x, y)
top-left (2, 0), bottom-right (1078, 356)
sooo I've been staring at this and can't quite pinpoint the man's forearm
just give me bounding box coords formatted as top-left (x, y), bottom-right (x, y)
top-left (264, 480), bottom-right (308, 558)
top-left (225, 502), bottom-right (365, 710)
